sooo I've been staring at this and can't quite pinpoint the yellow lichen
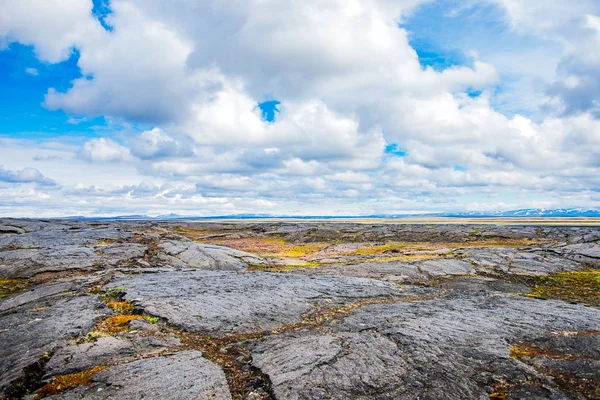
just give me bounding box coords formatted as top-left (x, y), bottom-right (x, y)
top-left (35, 366), bottom-right (107, 398)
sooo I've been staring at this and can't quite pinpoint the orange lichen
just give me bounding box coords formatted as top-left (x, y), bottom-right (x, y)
top-left (35, 366), bottom-right (107, 398)
top-left (95, 315), bottom-right (145, 335)
top-left (106, 301), bottom-right (134, 314)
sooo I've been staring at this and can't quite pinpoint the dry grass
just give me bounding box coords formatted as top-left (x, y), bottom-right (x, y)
top-left (35, 366), bottom-right (107, 398)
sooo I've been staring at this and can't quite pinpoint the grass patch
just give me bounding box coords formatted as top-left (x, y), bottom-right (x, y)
top-left (35, 366), bottom-right (107, 398)
top-left (526, 269), bottom-right (600, 306)
top-left (0, 279), bottom-right (29, 301)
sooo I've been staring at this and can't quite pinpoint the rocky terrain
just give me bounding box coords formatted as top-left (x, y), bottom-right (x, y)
top-left (0, 219), bottom-right (599, 399)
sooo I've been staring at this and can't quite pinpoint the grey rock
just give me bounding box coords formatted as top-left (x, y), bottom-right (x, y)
top-left (157, 240), bottom-right (265, 271)
top-left (0, 227), bottom-right (130, 252)
top-left (44, 337), bottom-right (136, 377)
top-left (0, 294), bottom-right (109, 392)
top-left (300, 261), bottom-right (426, 283)
top-left (559, 243), bottom-right (600, 266)
top-left (0, 225), bottom-right (25, 234)
top-left (0, 242), bottom-right (146, 279)
top-left (0, 246), bottom-right (98, 278)
top-left (97, 243), bottom-right (147, 263)
top-left (129, 318), bottom-right (159, 332)
top-left (252, 332), bottom-right (408, 400)
top-left (112, 270), bottom-right (403, 335)
top-left (0, 282), bottom-right (74, 312)
top-left (438, 276), bottom-right (531, 293)
top-left (460, 248), bottom-right (583, 275)
top-left (506, 384), bottom-right (570, 400)
top-left (415, 258), bottom-right (474, 276)
top-left (252, 293), bottom-right (600, 400)
top-left (49, 350), bottom-right (232, 400)
top-left (510, 251), bottom-right (583, 275)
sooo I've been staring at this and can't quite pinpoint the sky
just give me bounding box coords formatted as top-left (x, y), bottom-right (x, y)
top-left (0, 0), bottom-right (599, 217)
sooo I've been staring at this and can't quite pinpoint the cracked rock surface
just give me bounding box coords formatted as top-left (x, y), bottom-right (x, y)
top-left (49, 350), bottom-right (231, 400)
top-left (111, 270), bottom-right (403, 335)
top-left (0, 219), bottom-right (599, 399)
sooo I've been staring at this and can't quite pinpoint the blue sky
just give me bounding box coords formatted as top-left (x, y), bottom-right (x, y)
top-left (0, 0), bottom-right (599, 216)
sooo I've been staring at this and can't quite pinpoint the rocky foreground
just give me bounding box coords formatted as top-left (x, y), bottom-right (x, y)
top-left (0, 219), bottom-right (599, 400)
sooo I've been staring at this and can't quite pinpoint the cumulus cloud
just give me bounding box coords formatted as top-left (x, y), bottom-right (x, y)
top-left (0, 166), bottom-right (57, 186)
top-left (129, 128), bottom-right (194, 159)
top-left (79, 138), bottom-right (132, 163)
top-left (491, 0), bottom-right (600, 116)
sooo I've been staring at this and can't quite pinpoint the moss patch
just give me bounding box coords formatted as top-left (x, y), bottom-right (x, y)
top-left (95, 315), bottom-right (146, 335)
top-left (526, 269), bottom-right (600, 306)
top-left (0, 279), bottom-right (29, 301)
top-left (35, 366), bottom-right (107, 398)
top-left (106, 301), bottom-right (134, 314)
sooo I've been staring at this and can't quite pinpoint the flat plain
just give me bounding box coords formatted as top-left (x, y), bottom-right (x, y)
top-left (1, 218), bottom-right (599, 400)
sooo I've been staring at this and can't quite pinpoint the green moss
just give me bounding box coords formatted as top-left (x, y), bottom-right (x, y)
top-left (0, 279), bottom-right (29, 301)
top-left (100, 287), bottom-right (125, 302)
top-left (526, 269), bottom-right (600, 306)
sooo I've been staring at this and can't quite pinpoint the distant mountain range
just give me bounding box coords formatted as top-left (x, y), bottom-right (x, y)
top-left (56, 208), bottom-right (600, 220)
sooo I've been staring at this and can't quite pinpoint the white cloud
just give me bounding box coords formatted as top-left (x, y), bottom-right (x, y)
top-left (0, 0), bottom-right (599, 216)
top-left (79, 138), bottom-right (132, 163)
top-left (0, 0), bottom-right (103, 63)
top-left (490, 0), bottom-right (600, 116)
top-left (25, 67), bottom-right (38, 76)
top-left (0, 166), bottom-right (57, 186)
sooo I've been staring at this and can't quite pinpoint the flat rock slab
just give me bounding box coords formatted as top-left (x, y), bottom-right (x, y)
top-left (301, 261), bottom-right (425, 282)
top-left (50, 350), bottom-right (232, 400)
top-left (252, 331), bottom-right (408, 400)
top-left (112, 270), bottom-right (404, 335)
top-left (44, 337), bottom-right (136, 377)
top-left (157, 240), bottom-right (265, 271)
top-left (0, 246), bottom-right (98, 278)
top-left (0, 291), bottom-right (109, 393)
top-left (559, 243), bottom-right (600, 266)
top-left (0, 227), bottom-right (131, 251)
top-left (459, 248), bottom-right (584, 275)
top-left (252, 293), bottom-right (600, 400)
top-left (438, 276), bottom-right (531, 293)
top-left (296, 259), bottom-right (473, 283)
top-left (414, 259), bottom-right (474, 276)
